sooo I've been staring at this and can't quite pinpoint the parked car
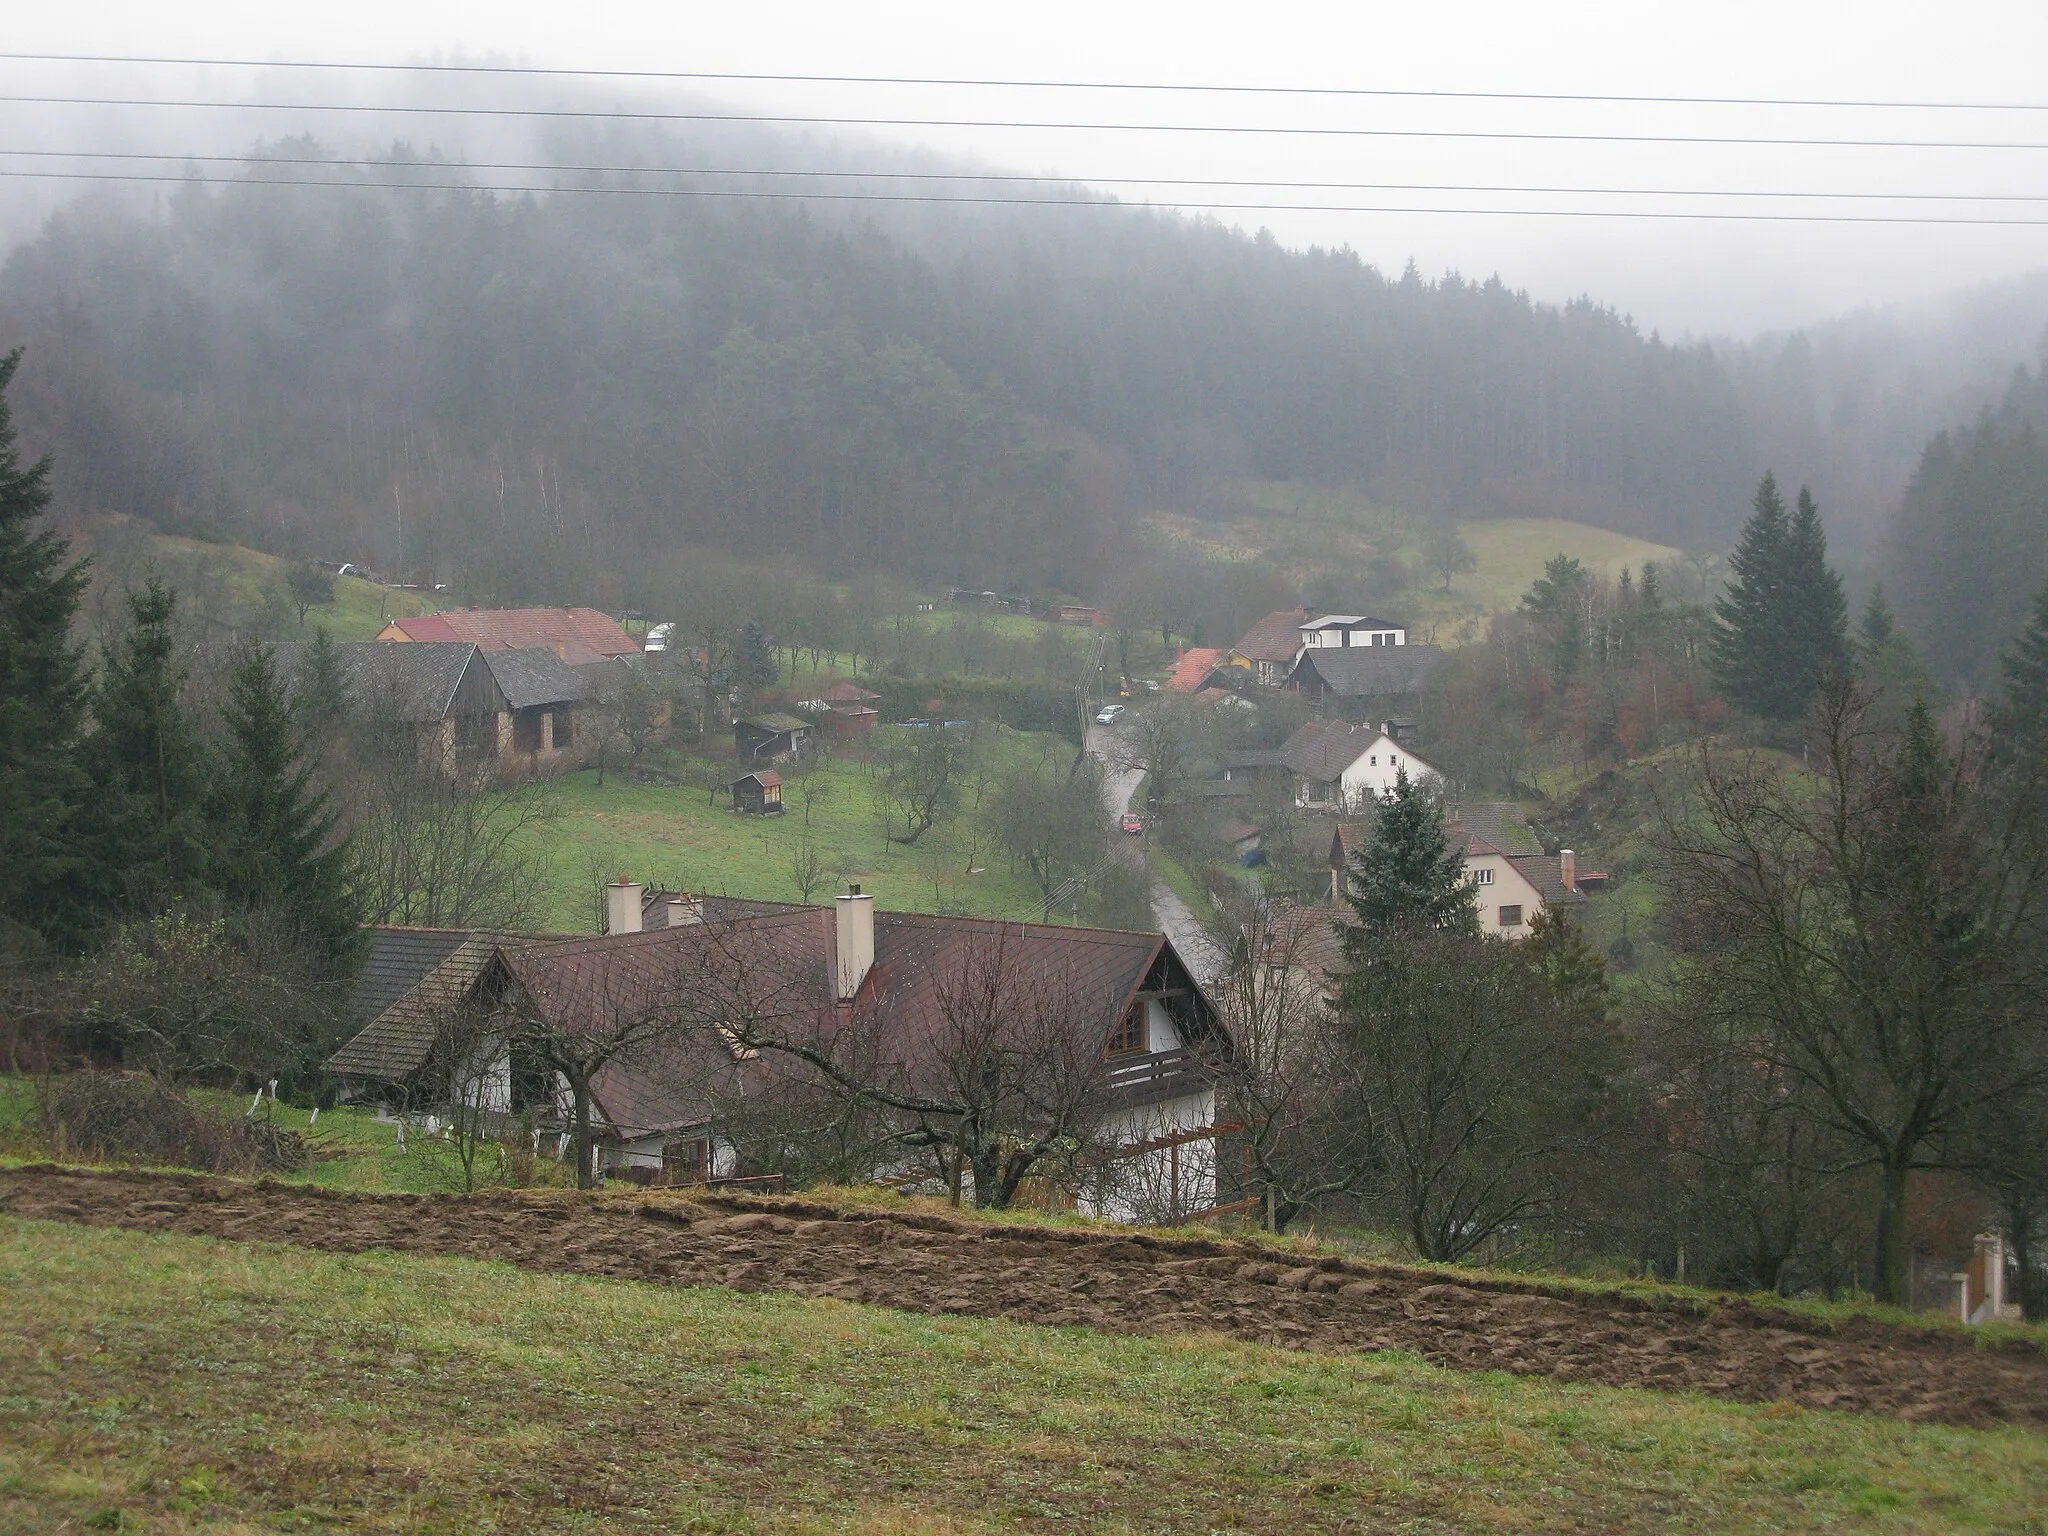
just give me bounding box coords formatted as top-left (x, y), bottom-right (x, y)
top-left (1119, 812), bottom-right (1145, 835)
top-left (644, 621), bottom-right (675, 653)
top-left (1095, 704), bottom-right (1126, 725)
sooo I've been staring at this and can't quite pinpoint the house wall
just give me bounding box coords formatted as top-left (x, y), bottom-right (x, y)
top-left (1336, 736), bottom-right (1440, 805)
top-left (1302, 625), bottom-right (1405, 649)
top-left (1085, 1088), bottom-right (1222, 1222)
top-left (609, 1131), bottom-right (738, 1178)
top-left (1463, 852), bottom-right (1547, 936)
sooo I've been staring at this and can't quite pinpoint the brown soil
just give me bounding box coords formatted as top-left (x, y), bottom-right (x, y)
top-left (6, 1163), bottom-right (2044, 1428)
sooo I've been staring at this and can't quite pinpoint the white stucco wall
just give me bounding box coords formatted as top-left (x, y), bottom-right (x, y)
top-left (1463, 852), bottom-right (1547, 937)
top-left (1332, 736), bottom-right (1442, 808)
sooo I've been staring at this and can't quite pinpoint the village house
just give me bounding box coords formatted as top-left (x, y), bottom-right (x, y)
top-left (1163, 646), bottom-right (1230, 695)
top-left (1297, 614), bottom-right (1407, 649)
top-left (735, 713), bottom-right (814, 764)
top-left (807, 681), bottom-right (881, 738)
top-left (1289, 643), bottom-right (1447, 722)
top-left (326, 891), bottom-right (1233, 1219)
top-left (274, 639), bottom-right (584, 777)
top-left (376, 606), bottom-right (640, 661)
top-left (1279, 719), bottom-right (1444, 811)
top-left (1330, 801), bottom-right (1589, 936)
top-left (1225, 608), bottom-right (1309, 688)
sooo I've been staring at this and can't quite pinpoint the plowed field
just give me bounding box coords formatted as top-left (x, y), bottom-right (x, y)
top-left (6, 1163), bottom-right (2043, 1427)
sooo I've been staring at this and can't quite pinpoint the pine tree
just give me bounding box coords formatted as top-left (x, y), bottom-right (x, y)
top-left (1992, 582), bottom-right (2048, 769)
top-left (1782, 485), bottom-right (1849, 700)
top-left (1712, 475), bottom-right (1847, 722)
top-left (1342, 769), bottom-right (1476, 935)
top-left (733, 620), bottom-right (778, 705)
top-left (0, 348), bottom-right (95, 946)
top-left (85, 579), bottom-right (212, 907)
top-left (297, 626), bottom-right (351, 739)
top-left (1710, 472), bottom-right (1791, 717)
top-left (1855, 585), bottom-right (1933, 711)
top-left (210, 640), bottom-right (363, 969)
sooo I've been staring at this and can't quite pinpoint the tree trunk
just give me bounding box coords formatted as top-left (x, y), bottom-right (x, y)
top-left (572, 1075), bottom-right (596, 1191)
top-left (1873, 1159), bottom-right (1911, 1305)
top-left (2012, 1204), bottom-right (2044, 1323)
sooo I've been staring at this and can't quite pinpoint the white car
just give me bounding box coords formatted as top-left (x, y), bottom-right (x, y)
top-left (1095, 704), bottom-right (1126, 725)
top-left (644, 621), bottom-right (675, 653)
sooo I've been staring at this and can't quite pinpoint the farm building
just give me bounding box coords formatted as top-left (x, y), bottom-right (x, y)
top-left (730, 770), bottom-right (784, 815)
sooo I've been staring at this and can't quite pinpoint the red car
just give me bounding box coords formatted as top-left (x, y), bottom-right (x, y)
top-left (1118, 812), bottom-right (1146, 835)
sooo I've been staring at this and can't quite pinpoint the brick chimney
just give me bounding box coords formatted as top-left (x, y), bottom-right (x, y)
top-left (835, 886), bottom-right (875, 1001)
top-left (1559, 850), bottom-right (1577, 894)
top-left (605, 879), bottom-right (643, 936)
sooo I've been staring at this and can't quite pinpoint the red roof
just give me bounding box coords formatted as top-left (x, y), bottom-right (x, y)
top-left (1231, 609), bottom-right (1309, 665)
top-left (388, 607), bottom-right (637, 658)
top-left (1164, 647), bottom-right (1229, 694)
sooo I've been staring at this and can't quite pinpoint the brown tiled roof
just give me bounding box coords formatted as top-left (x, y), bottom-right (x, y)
top-left (1510, 855), bottom-right (1588, 909)
top-left (495, 907), bottom-right (1225, 1127)
top-left (1451, 801), bottom-right (1543, 857)
top-left (1261, 905), bottom-right (1352, 982)
top-left (1164, 647), bottom-right (1229, 693)
top-left (1230, 609), bottom-right (1309, 665)
top-left (731, 770), bottom-right (783, 789)
top-left (390, 607), bottom-right (637, 657)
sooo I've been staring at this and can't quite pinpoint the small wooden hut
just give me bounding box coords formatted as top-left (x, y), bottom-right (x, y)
top-left (729, 770), bottom-right (784, 815)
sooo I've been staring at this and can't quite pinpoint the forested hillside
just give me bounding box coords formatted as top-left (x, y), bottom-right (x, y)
top-left (0, 134), bottom-right (1756, 604)
top-left (1887, 360), bottom-right (2048, 686)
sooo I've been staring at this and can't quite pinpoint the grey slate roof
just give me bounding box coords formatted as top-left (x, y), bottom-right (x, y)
top-left (1454, 801), bottom-right (1544, 858)
top-left (1290, 644), bottom-right (1446, 698)
top-left (482, 645), bottom-right (585, 709)
top-left (1278, 720), bottom-right (1380, 783)
top-left (273, 640), bottom-right (487, 723)
top-left (329, 927), bottom-right (557, 1083)
top-left (1510, 854), bottom-right (1588, 908)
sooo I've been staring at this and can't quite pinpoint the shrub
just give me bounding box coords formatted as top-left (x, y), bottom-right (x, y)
top-left (37, 1071), bottom-right (308, 1174)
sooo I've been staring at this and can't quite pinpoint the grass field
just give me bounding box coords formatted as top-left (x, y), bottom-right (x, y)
top-left (4, 1217), bottom-right (2044, 1534)
top-left (522, 741), bottom-right (1074, 932)
top-left (1408, 520), bottom-right (1684, 642)
top-left (150, 533), bottom-right (440, 641)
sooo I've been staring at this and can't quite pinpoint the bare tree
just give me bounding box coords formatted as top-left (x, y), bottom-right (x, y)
top-left (789, 837), bottom-right (826, 905)
top-left (873, 724), bottom-right (972, 845)
top-left (349, 756), bottom-right (555, 929)
top-left (1331, 915), bottom-right (1619, 1262)
top-left (1655, 680), bottom-right (2048, 1303)
top-left (1422, 524), bottom-right (1478, 592)
top-left (1108, 694), bottom-right (1212, 812)
top-left (721, 927), bottom-right (1123, 1209)
top-left (1219, 905), bottom-right (1375, 1232)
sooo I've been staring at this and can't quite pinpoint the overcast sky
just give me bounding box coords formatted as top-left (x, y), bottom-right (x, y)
top-left (7, 0), bottom-right (2048, 338)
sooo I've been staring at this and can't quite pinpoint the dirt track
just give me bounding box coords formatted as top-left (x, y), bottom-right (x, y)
top-left (5, 1163), bottom-right (2045, 1428)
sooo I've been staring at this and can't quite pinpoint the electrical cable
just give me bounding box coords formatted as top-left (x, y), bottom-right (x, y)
top-left (1, 49), bottom-right (2043, 115)
top-left (6, 92), bottom-right (2048, 152)
top-left (8, 165), bottom-right (2047, 225)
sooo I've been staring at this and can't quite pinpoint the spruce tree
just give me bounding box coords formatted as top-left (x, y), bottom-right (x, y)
top-left (1855, 585), bottom-right (1932, 710)
top-left (1992, 582), bottom-right (2048, 770)
top-left (1782, 485), bottom-right (1849, 699)
top-left (85, 579), bottom-right (212, 907)
top-left (211, 640), bottom-right (363, 969)
top-left (0, 348), bottom-right (95, 946)
top-left (1342, 769), bottom-right (1476, 935)
top-left (1710, 472), bottom-right (1791, 717)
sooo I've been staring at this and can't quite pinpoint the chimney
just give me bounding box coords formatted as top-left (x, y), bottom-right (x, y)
top-left (1559, 850), bottom-right (1577, 894)
top-left (835, 885), bottom-right (875, 1001)
top-left (665, 895), bottom-right (702, 928)
top-left (605, 879), bottom-right (643, 936)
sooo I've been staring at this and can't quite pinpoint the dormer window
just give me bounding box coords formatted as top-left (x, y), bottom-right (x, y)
top-left (1107, 1002), bottom-right (1147, 1056)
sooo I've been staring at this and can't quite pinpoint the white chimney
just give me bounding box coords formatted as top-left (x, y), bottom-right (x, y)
top-left (835, 886), bottom-right (875, 1001)
top-left (665, 895), bottom-right (702, 928)
top-left (606, 879), bottom-right (643, 935)
top-left (1559, 850), bottom-right (1577, 894)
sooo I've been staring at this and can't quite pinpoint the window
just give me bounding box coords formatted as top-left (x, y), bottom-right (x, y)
top-left (1107, 1002), bottom-right (1147, 1056)
top-left (1472, 867), bottom-right (1494, 885)
top-left (1498, 904), bottom-right (1524, 926)
top-left (1369, 754), bottom-right (1377, 766)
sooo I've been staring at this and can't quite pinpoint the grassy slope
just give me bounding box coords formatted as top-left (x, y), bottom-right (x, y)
top-left (1409, 520), bottom-right (1683, 643)
top-left (151, 533), bottom-right (439, 641)
top-left (4, 1220), bottom-right (2043, 1535)
top-left (523, 744), bottom-right (1067, 933)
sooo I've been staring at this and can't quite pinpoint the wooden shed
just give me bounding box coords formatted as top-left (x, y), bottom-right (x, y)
top-left (729, 770), bottom-right (784, 815)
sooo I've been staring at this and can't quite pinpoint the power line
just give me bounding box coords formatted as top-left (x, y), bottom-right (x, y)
top-left (8, 92), bottom-right (2048, 152)
top-left (9, 166), bottom-right (2048, 226)
top-left (1, 49), bottom-right (2043, 115)
top-left (8, 148), bottom-right (2044, 205)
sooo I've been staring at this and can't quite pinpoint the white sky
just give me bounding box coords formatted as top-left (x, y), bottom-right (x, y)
top-left (6, 0), bottom-right (2048, 337)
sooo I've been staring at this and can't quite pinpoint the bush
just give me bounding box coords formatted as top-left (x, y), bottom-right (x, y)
top-left (37, 1071), bottom-right (308, 1175)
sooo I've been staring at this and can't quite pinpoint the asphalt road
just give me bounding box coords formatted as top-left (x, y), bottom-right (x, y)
top-left (1085, 721), bottom-right (1231, 985)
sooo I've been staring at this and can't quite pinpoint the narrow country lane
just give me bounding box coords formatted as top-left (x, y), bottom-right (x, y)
top-left (1084, 721), bottom-right (1232, 984)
